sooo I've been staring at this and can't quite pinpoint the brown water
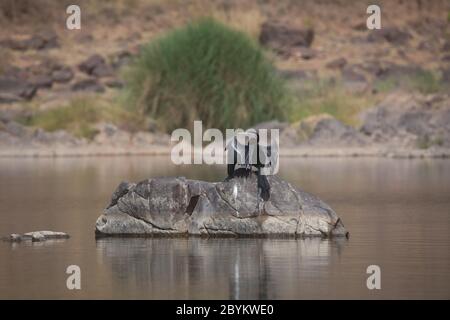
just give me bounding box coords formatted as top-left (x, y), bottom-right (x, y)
top-left (0, 156), bottom-right (449, 299)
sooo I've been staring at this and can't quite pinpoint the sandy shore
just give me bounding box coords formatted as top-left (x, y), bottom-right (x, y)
top-left (1, 145), bottom-right (450, 158)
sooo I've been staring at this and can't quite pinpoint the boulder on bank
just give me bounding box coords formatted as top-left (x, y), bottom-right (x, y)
top-left (259, 21), bottom-right (314, 58)
top-left (78, 54), bottom-right (113, 78)
top-left (95, 175), bottom-right (348, 238)
top-left (280, 114), bottom-right (368, 147)
top-left (360, 92), bottom-right (450, 148)
top-left (0, 75), bottom-right (37, 102)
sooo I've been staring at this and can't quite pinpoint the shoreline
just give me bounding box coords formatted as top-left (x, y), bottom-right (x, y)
top-left (1, 146), bottom-right (450, 159)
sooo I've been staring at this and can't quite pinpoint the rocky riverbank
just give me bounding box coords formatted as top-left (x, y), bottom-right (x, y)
top-left (1, 1), bottom-right (449, 158)
top-left (1, 92), bottom-right (449, 158)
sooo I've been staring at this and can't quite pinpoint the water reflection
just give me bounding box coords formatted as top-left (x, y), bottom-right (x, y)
top-left (96, 237), bottom-right (347, 299)
top-left (9, 239), bottom-right (68, 249)
top-left (1, 156), bottom-right (449, 298)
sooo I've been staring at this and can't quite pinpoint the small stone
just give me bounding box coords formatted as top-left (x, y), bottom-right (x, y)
top-left (91, 64), bottom-right (114, 78)
top-left (0, 76), bottom-right (37, 100)
top-left (299, 47), bottom-right (316, 60)
top-left (442, 41), bottom-right (450, 52)
top-left (326, 57), bottom-right (348, 69)
top-left (367, 27), bottom-right (411, 45)
top-left (104, 78), bottom-right (124, 88)
top-left (112, 50), bottom-right (133, 69)
top-left (52, 68), bottom-right (74, 83)
top-left (259, 21), bottom-right (314, 57)
top-left (3, 121), bottom-right (30, 137)
top-left (441, 54), bottom-right (450, 62)
top-left (0, 31), bottom-right (59, 51)
top-left (0, 93), bottom-right (23, 104)
top-left (78, 54), bottom-right (114, 78)
top-left (71, 79), bottom-right (105, 93)
top-left (31, 75), bottom-right (53, 89)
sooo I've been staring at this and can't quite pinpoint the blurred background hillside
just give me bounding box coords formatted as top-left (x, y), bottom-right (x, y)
top-left (0, 0), bottom-right (450, 155)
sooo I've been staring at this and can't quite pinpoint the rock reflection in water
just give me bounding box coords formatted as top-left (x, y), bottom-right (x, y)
top-left (96, 237), bottom-right (346, 299)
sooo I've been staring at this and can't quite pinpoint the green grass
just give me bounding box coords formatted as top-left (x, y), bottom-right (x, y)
top-left (20, 97), bottom-right (145, 139)
top-left (416, 135), bottom-right (444, 149)
top-left (407, 70), bottom-right (442, 94)
top-left (374, 70), bottom-right (443, 95)
top-left (123, 18), bottom-right (290, 132)
top-left (288, 79), bottom-right (374, 127)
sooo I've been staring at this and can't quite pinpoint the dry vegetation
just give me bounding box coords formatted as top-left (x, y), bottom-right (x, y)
top-left (1, 0), bottom-right (449, 137)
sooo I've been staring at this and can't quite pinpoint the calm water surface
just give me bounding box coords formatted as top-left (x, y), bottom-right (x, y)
top-left (0, 156), bottom-right (449, 299)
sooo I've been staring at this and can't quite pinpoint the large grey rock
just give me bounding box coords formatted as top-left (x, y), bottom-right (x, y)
top-left (95, 175), bottom-right (348, 238)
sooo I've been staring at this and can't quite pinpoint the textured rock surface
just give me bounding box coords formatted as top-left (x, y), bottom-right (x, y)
top-left (280, 114), bottom-right (368, 147)
top-left (360, 93), bottom-right (450, 148)
top-left (95, 175), bottom-right (348, 238)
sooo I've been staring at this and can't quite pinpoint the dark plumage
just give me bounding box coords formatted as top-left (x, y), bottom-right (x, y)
top-left (226, 130), bottom-right (272, 201)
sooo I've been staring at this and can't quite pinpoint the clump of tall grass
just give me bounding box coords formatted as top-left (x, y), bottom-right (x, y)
top-left (123, 18), bottom-right (290, 132)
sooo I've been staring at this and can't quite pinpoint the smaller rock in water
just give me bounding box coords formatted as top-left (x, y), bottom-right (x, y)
top-left (5, 231), bottom-right (70, 242)
top-left (9, 234), bottom-right (22, 242)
